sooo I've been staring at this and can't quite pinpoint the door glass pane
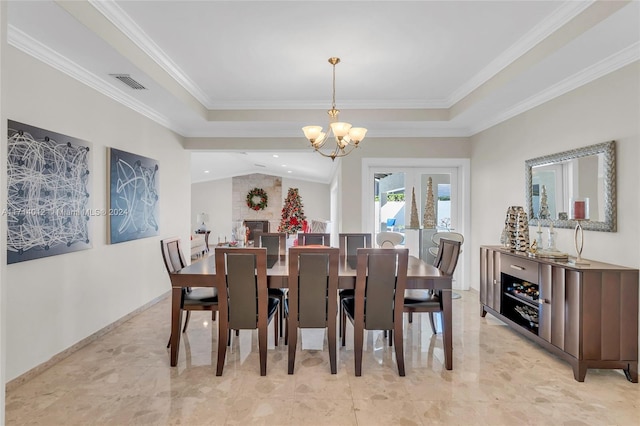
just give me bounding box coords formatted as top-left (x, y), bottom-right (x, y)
top-left (374, 172), bottom-right (405, 246)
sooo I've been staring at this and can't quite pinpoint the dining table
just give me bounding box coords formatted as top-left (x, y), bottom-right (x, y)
top-left (168, 252), bottom-right (454, 370)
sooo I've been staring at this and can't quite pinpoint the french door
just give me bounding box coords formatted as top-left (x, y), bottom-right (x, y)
top-left (362, 159), bottom-right (470, 290)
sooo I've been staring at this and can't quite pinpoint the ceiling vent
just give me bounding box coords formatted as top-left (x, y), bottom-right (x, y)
top-left (110, 74), bottom-right (146, 90)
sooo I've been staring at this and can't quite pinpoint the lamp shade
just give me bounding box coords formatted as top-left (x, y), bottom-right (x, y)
top-left (197, 213), bottom-right (209, 224)
top-left (302, 126), bottom-right (323, 141)
top-left (348, 127), bottom-right (367, 143)
top-left (330, 122), bottom-right (352, 138)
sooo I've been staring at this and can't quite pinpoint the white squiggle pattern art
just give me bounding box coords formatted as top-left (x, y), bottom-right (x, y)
top-left (7, 124), bottom-right (91, 263)
top-left (109, 148), bottom-right (159, 243)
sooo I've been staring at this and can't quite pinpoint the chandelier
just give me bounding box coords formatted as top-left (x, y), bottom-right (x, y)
top-left (302, 57), bottom-right (367, 161)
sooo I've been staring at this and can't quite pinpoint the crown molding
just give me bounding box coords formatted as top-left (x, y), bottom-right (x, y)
top-left (7, 24), bottom-right (184, 135)
top-left (88, 0), bottom-right (212, 108)
top-left (469, 42), bottom-right (640, 135)
top-left (446, 0), bottom-right (594, 107)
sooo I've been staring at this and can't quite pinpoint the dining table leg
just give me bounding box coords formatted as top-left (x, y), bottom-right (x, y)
top-left (442, 288), bottom-right (453, 370)
top-left (170, 287), bottom-right (182, 366)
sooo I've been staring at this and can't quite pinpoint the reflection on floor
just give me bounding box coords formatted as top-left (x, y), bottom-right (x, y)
top-left (6, 290), bottom-right (640, 425)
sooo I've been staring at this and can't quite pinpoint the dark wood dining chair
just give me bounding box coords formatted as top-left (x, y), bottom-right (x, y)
top-left (337, 233), bottom-right (372, 340)
top-left (342, 248), bottom-right (409, 376)
top-left (286, 246), bottom-right (339, 374)
top-left (255, 232), bottom-right (287, 336)
top-left (214, 247), bottom-right (279, 376)
top-left (297, 232), bottom-right (331, 247)
top-left (404, 238), bottom-right (461, 334)
top-left (160, 237), bottom-right (218, 348)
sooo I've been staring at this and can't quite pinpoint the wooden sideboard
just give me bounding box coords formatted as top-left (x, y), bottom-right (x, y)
top-left (480, 245), bottom-right (638, 382)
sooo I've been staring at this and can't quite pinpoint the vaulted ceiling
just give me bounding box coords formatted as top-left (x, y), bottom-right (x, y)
top-left (6, 1), bottom-right (639, 183)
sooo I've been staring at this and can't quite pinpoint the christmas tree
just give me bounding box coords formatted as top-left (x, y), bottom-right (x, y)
top-left (278, 188), bottom-right (307, 234)
top-left (423, 177), bottom-right (436, 228)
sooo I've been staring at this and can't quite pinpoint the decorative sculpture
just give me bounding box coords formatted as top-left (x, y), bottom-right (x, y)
top-left (505, 206), bottom-right (530, 252)
top-left (409, 187), bottom-right (420, 229)
top-left (423, 177), bottom-right (436, 229)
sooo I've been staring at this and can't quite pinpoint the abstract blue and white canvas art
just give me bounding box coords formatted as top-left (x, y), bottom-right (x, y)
top-left (107, 147), bottom-right (159, 244)
top-left (6, 120), bottom-right (92, 264)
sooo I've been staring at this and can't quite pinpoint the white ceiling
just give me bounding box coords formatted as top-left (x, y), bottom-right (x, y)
top-left (6, 1), bottom-right (640, 184)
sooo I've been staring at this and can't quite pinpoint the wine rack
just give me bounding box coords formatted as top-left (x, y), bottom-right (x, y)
top-left (502, 274), bottom-right (540, 333)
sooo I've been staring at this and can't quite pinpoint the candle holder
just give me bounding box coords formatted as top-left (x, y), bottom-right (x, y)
top-left (569, 197), bottom-right (590, 266)
top-left (570, 220), bottom-right (590, 266)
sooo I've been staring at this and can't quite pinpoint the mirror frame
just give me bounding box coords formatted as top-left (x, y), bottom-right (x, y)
top-left (525, 140), bottom-right (616, 232)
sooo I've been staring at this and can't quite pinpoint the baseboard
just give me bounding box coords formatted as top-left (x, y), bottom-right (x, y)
top-left (5, 291), bottom-right (170, 392)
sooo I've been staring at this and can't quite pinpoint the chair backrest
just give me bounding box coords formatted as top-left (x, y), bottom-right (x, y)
top-left (375, 231), bottom-right (403, 248)
top-left (431, 231), bottom-right (464, 247)
top-left (434, 238), bottom-right (461, 276)
top-left (297, 233), bottom-right (330, 247)
top-left (288, 247), bottom-right (339, 328)
top-left (338, 233), bottom-right (372, 257)
top-left (255, 232), bottom-right (286, 260)
top-left (161, 237), bottom-right (187, 274)
top-left (355, 248), bottom-right (408, 330)
top-left (214, 247), bottom-right (268, 330)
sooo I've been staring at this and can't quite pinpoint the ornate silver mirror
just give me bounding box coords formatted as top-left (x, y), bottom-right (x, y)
top-left (525, 141), bottom-right (616, 232)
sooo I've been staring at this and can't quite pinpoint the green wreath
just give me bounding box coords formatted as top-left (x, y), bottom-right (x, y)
top-left (246, 187), bottom-right (268, 211)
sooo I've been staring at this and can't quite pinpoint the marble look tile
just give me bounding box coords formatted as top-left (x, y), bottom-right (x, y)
top-left (6, 291), bottom-right (640, 425)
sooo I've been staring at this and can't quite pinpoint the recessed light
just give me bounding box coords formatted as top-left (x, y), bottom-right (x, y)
top-left (282, 164), bottom-right (287, 167)
top-left (287, 170), bottom-right (292, 173)
top-left (204, 170), bottom-right (210, 173)
top-left (272, 154), bottom-right (279, 158)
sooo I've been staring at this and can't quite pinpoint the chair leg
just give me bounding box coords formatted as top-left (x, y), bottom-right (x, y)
top-left (328, 311), bottom-right (337, 375)
top-left (182, 311), bottom-right (191, 333)
top-left (339, 301), bottom-right (343, 338)
top-left (393, 322), bottom-right (405, 376)
top-left (388, 329), bottom-right (393, 346)
top-left (216, 320), bottom-right (228, 376)
top-left (166, 335), bottom-right (172, 349)
top-left (354, 321), bottom-right (364, 376)
top-left (212, 311), bottom-right (217, 321)
top-left (287, 324), bottom-right (297, 374)
top-left (341, 309), bottom-right (347, 347)
top-left (408, 311), bottom-right (413, 324)
top-left (279, 295), bottom-right (285, 337)
top-left (274, 310), bottom-right (279, 347)
top-left (429, 313), bottom-right (437, 334)
top-left (259, 323), bottom-right (268, 376)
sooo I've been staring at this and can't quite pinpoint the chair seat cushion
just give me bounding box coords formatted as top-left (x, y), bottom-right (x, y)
top-left (404, 290), bottom-right (440, 306)
top-left (183, 287), bottom-right (218, 305)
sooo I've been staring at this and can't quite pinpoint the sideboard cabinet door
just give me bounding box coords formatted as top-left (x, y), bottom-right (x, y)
top-left (480, 247), bottom-right (501, 315)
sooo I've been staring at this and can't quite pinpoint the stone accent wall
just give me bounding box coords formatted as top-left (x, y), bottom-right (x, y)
top-left (232, 174), bottom-right (283, 232)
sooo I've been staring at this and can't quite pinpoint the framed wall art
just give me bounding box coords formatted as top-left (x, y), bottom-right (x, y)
top-left (6, 120), bottom-right (92, 264)
top-left (107, 147), bottom-right (159, 244)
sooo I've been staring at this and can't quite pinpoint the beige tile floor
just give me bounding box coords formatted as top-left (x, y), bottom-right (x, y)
top-left (6, 290), bottom-right (640, 425)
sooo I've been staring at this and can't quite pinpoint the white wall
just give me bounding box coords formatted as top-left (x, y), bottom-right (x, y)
top-left (3, 46), bottom-right (191, 381)
top-left (191, 176), bottom-right (330, 240)
top-left (470, 62), bottom-right (640, 290)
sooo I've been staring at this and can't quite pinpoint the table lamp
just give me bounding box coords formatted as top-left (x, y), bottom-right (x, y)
top-left (196, 213), bottom-right (209, 232)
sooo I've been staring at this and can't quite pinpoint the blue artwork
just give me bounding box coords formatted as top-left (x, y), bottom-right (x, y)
top-left (6, 120), bottom-right (92, 264)
top-left (108, 147), bottom-right (159, 244)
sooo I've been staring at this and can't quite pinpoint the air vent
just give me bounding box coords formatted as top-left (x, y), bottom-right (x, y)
top-left (110, 74), bottom-right (147, 90)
